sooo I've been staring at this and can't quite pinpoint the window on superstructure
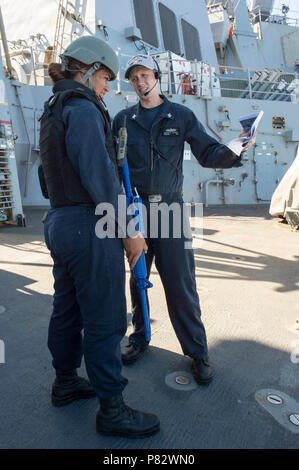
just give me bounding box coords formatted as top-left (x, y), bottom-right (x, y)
top-left (158, 3), bottom-right (181, 55)
top-left (181, 19), bottom-right (201, 60)
top-left (133, 0), bottom-right (159, 47)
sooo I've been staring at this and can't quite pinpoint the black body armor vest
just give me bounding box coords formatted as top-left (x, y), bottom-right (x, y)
top-left (39, 80), bottom-right (118, 208)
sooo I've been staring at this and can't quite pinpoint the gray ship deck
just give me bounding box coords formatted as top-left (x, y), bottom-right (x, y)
top-left (0, 206), bottom-right (298, 450)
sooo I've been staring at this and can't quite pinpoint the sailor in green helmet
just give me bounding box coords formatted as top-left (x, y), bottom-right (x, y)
top-left (39, 36), bottom-right (159, 438)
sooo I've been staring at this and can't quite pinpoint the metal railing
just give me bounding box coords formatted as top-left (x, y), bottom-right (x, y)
top-left (250, 6), bottom-right (299, 28)
top-left (215, 64), bottom-right (298, 102)
top-left (116, 52), bottom-right (299, 103)
top-left (0, 152), bottom-right (14, 211)
top-left (4, 47), bottom-right (299, 104)
top-left (6, 38), bottom-right (51, 86)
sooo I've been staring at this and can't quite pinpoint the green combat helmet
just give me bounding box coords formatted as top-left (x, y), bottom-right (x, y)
top-left (60, 35), bottom-right (119, 92)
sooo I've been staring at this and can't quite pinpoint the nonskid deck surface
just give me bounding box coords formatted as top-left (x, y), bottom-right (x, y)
top-left (0, 207), bottom-right (298, 449)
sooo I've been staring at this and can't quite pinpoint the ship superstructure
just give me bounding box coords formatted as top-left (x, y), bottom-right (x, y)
top-left (0, 0), bottom-right (298, 219)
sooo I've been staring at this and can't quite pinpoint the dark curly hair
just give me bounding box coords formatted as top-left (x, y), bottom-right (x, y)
top-left (48, 58), bottom-right (89, 84)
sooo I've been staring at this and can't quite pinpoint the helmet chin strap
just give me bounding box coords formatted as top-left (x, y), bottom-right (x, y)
top-left (60, 56), bottom-right (101, 94)
top-left (79, 63), bottom-right (101, 93)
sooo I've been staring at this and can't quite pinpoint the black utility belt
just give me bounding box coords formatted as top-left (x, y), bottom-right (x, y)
top-left (137, 192), bottom-right (182, 203)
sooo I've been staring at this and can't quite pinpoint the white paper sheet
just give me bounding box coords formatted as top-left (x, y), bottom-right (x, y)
top-left (226, 137), bottom-right (248, 156)
top-left (226, 110), bottom-right (264, 156)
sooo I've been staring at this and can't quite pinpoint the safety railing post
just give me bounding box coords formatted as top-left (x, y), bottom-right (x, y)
top-left (115, 49), bottom-right (121, 94)
top-left (248, 68), bottom-right (252, 99)
top-left (194, 59), bottom-right (200, 97)
top-left (167, 51), bottom-right (171, 94)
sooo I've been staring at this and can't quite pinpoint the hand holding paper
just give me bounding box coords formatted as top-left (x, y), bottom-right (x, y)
top-left (226, 111), bottom-right (263, 156)
top-left (240, 128), bottom-right (257, 151)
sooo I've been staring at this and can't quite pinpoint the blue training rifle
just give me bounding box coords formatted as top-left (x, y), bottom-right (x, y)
top-left (117, 116), bottom-right (152, 341)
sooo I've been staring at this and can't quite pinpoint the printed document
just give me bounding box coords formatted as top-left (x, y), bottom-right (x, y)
top-left (226, 111), bottom-right (264, 156)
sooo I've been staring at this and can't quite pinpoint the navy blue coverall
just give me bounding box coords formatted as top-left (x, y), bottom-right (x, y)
top-left (45, 95), bottom-right (128, 398)
top-left (113, 96), bottom-right (242, 359)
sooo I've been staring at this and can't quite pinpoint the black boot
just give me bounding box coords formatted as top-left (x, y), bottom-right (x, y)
top-left (52, 369), bottom-right (96, 407)
top-left (96, 394), bottom-right (160, 438)
top-left (191, 358), bottom-right (214, 384)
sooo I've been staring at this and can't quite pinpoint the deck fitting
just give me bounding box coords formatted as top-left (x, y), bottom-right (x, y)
top-left (165, 371), bottom-right (197, 391)
top-left (289, 414), bottom-right (299, 426)
top-left (256, 389), bottom-right (299, 434)
top-left (175, 375), bottom-right (191, 385)
top-left (266, 394), bottom-right (283, 405)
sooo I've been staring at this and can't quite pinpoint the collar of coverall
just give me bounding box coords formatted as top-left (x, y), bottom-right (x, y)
top-left (53, 78), bottom-right (110, 106)
top-left (53, 78), bottom-right (95, 95)
top-left (130, 95), bottom-right (175, 121)
top-left (52, 79), bottom-right (109, 112)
